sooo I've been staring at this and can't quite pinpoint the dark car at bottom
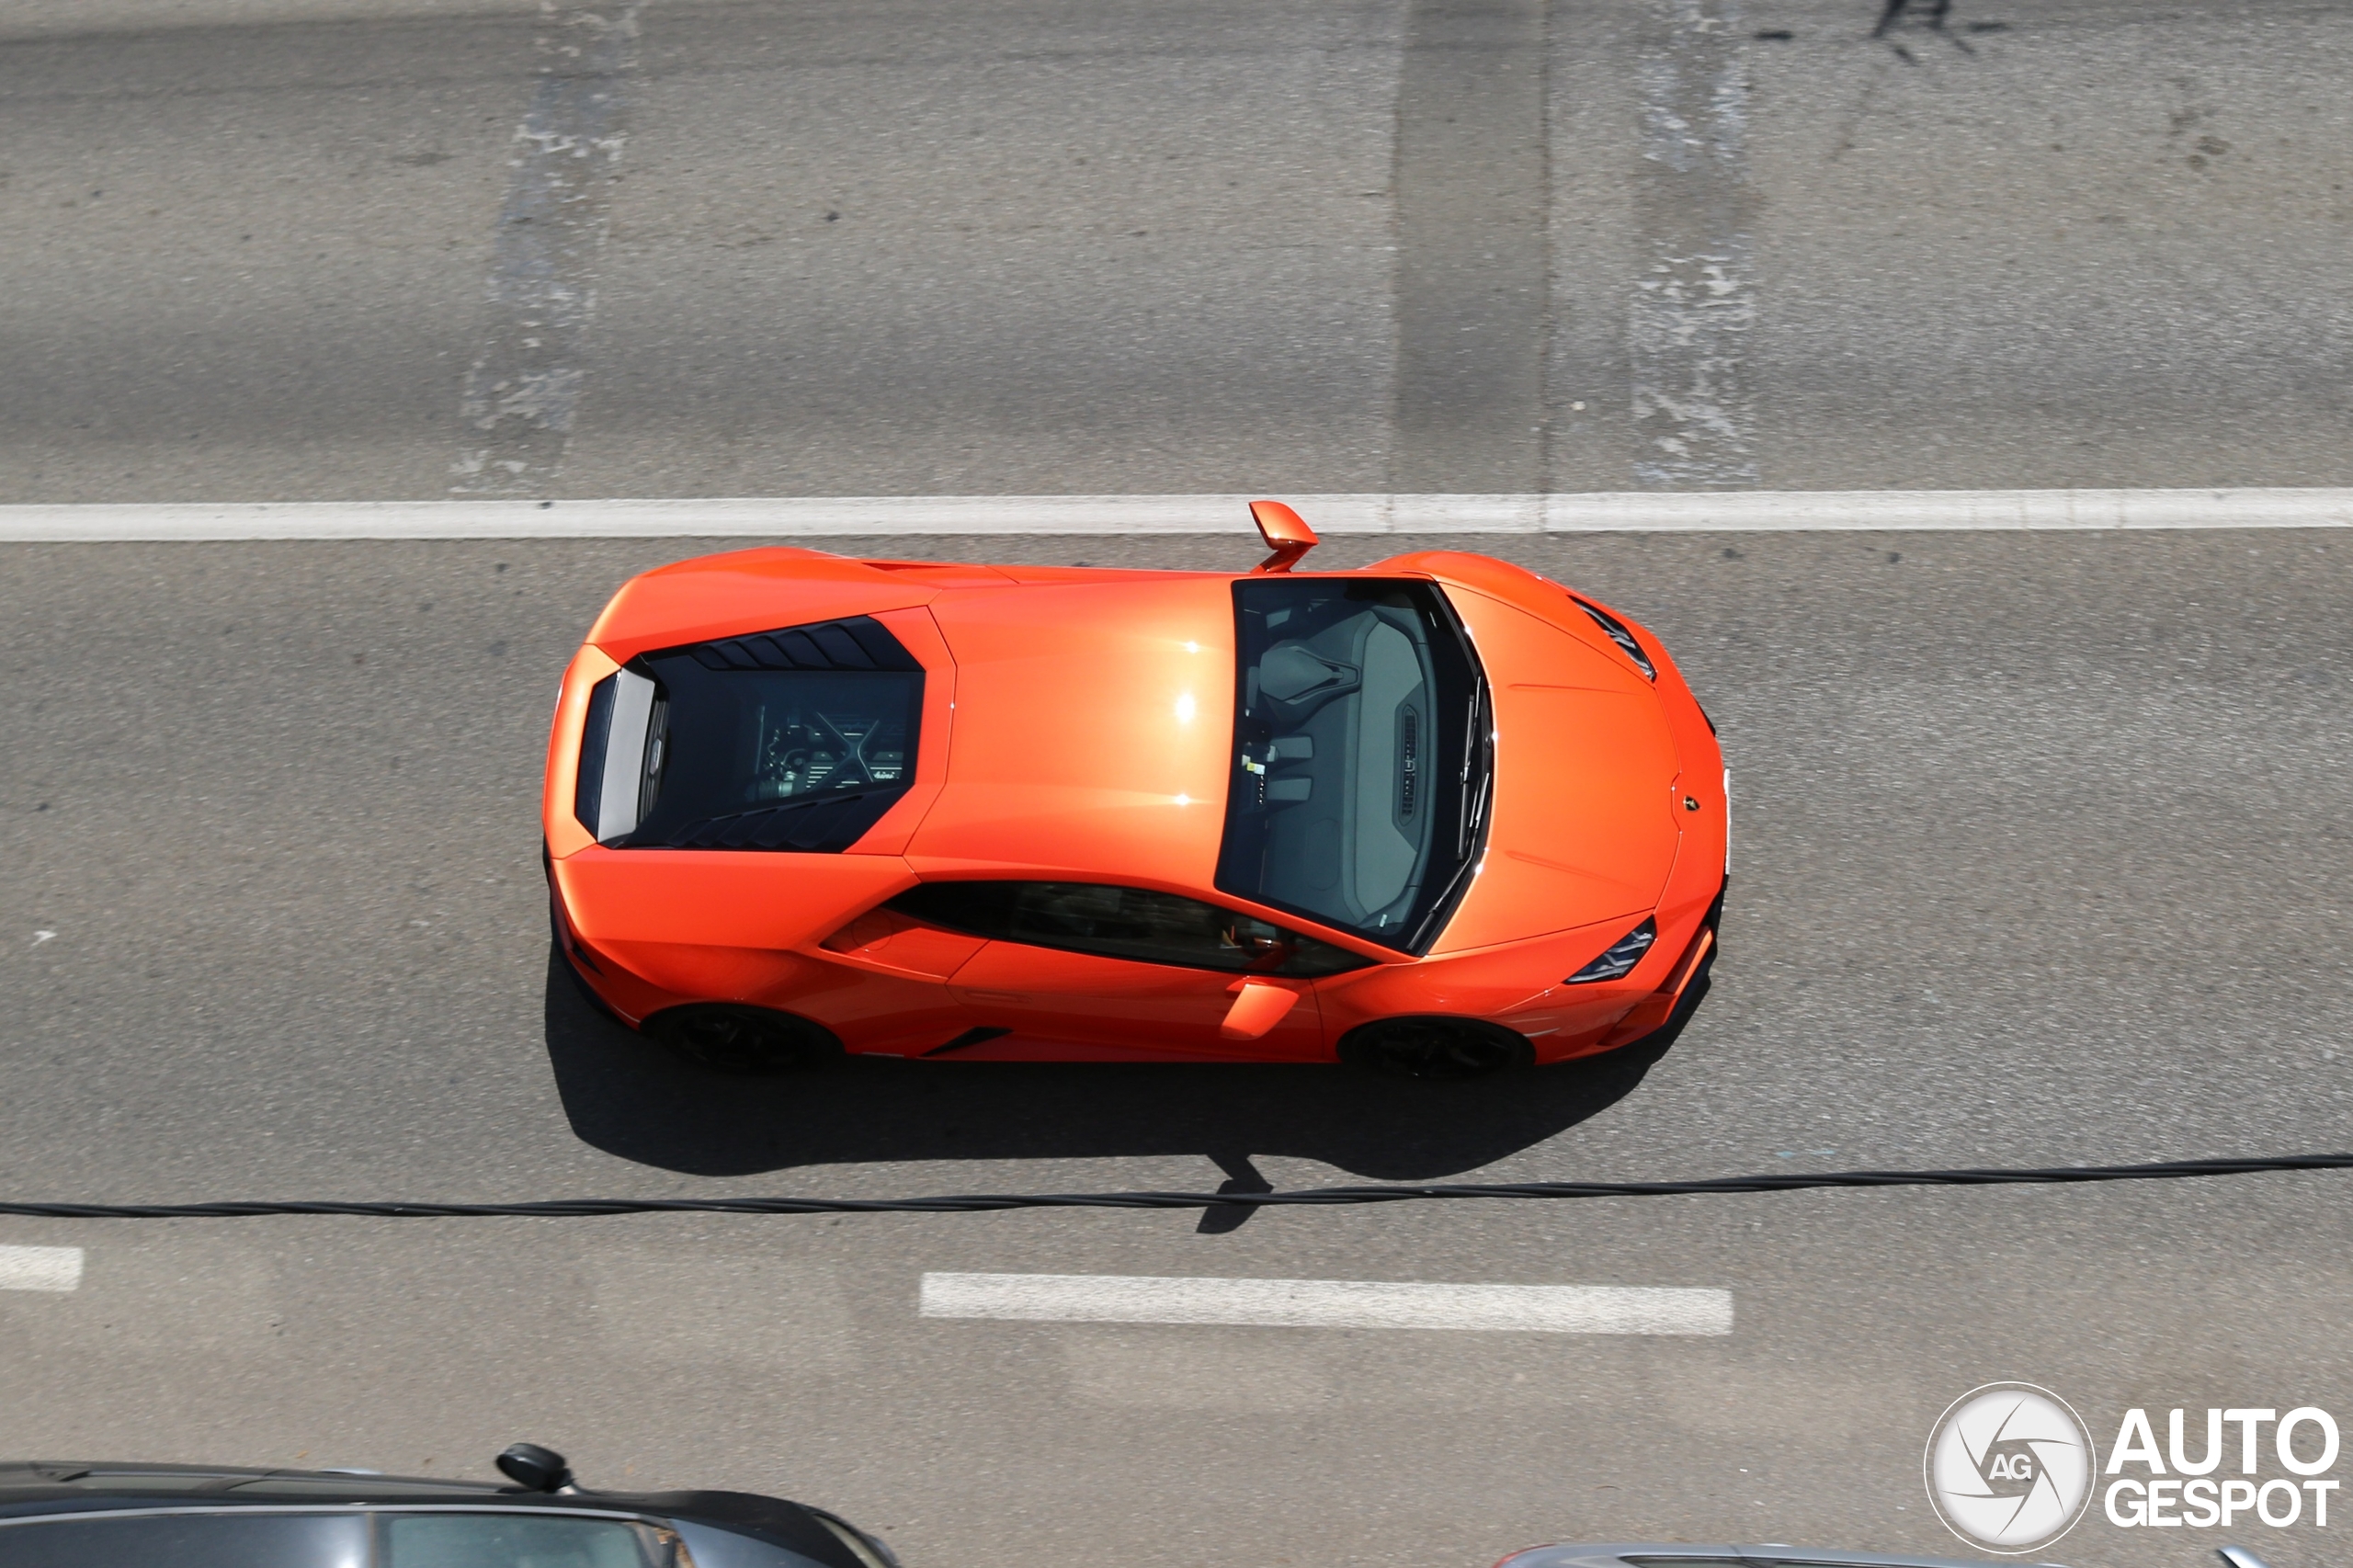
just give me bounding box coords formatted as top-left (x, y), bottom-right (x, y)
top-left (0, 1445), bottom-right (894, 1568)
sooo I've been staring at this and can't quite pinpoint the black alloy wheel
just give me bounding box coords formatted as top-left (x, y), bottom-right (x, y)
top-left (647, 1004), bottom-right (844, 1074)
top-left (1337, 1016), bottom-right (1534, 1080)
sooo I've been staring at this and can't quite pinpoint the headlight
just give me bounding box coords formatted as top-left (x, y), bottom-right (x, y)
top-left (1564, 917), bottom-right (1655, 983)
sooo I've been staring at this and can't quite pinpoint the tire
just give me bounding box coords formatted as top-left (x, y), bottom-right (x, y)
top-left (1337, 1016), bottom-right (1534, 1080)
top-left (644, 1004), bottom-right (844, 1074)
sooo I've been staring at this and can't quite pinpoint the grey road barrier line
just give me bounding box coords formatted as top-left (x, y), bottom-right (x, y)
top-left (1631, 0), bottom-right (1756, 487)
top-left (1391, 0), bottom-right (1550, 494)
top-left (0, 1151), bottom-right (2348, 1221)
top-left (2, 489), bottom-right (2349, 541)
top-left (450, 1), bottom-right (640, 496)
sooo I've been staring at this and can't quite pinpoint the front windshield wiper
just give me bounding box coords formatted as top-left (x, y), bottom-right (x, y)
top-left (1455, 683), bottom-right (1491, 858)
top-left (1408, 677), bottom-right (1492, 951)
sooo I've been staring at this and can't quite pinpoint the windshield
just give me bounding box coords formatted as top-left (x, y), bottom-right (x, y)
top-left (0, 1512), bottom-right (860, 1568)
top-left (383, 1515), bottom-right (672, 1568)
top-left (0, 1514), bottom-right (369, 1568)
top-left (1214, 577), bottom-right (1489, 951)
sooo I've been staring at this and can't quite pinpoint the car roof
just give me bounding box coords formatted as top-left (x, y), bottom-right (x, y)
top-left (581, 547), bottom-right (1192, 664)
top-left (0, 1463), bottom-right (865, 1568)
top-left (585, 552), bottom-right (1279, 895)
top-left (902, 573), bottom-right (1238, 887)
top-left (0, 1460), bottom-right (507, 1505)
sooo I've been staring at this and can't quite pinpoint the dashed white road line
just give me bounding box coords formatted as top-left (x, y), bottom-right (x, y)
top-left (0, 1245), bottom-right (84, 1293)
top-left (1, 489), bottom-right (2347, 542)
top-left (919, 1272), bottom-right (1733, 1334)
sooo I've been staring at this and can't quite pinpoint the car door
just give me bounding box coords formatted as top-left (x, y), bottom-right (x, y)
top-left (887, 881), bottom-right (1369, 1061)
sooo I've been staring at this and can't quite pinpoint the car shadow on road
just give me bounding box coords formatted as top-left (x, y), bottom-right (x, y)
top-left (540, 948), bottom-right (1690, 1183)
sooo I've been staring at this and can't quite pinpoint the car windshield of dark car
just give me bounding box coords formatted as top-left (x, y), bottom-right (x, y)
top-left (1214, 577), bottom-right (1488, 951)
top-left (0, 1512), bottom-right (686, 1568)
top-left (381, 1513), bottom-right (672, 1568)
top-left (574, 616), bottom-right (924, 855)
top-left (0, 1513), bottom-right (369, 1568)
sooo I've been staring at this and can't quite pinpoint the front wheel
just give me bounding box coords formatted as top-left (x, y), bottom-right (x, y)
top-left (644, 1004), bottom-right (844, 1074)
top-left (1336, 1017), bottom-right (1533, 1080)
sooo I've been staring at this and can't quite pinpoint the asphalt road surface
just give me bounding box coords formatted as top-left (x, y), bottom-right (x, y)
top-left (6, 529), bottom-right (2353, 1568)
top-left (3, 0), bottom-right (2349, 499)
top-left (6, 6), bottom-right (2353, 1568)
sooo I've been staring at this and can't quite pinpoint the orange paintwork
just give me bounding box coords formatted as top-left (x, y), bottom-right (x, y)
top-left (541, 514), bottom-right (1726, 1065)
top-left (840, 606), bottom-right (957, 857)
top-left (947, 943), bottom-right (1324, 1062)
top-left (1424, 585), bottom-right (1681, 953)
top-left (1221, 979), bottom-right (1304, 1040)
top-left (542, 643), bottom-right (620, 859)
top-left (904, 579), bottom-right (1233, 883)
top-left (1248, 498), bottom-right (1319, 572)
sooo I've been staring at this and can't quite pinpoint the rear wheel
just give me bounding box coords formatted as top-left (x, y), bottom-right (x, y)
top-left (1337, 1016), bottom-right (1533, 1080)
top-left (645, 1004), bottom-right (843, 1074)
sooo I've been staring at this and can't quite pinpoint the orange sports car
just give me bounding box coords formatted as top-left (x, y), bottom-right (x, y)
top-left (542, 502), bottom-right (1725, 1078)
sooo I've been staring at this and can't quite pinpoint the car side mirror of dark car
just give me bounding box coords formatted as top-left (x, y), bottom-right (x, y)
top-left (1249, 499), bottom-right (1318, 573)
top-left (495, 1442), bottom-right (574, 1493)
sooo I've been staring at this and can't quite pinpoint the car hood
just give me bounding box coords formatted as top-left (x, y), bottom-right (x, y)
top-left (1428, 586), bottom-right (1684, 954)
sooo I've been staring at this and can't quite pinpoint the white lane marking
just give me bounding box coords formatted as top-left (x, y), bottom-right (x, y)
top-left (919, 1272), bottom-right (1732, 1335)
top-left (0, 1245), bottom-right (84, 1292)
top-left (2, 490), bottom-right (2348, 541)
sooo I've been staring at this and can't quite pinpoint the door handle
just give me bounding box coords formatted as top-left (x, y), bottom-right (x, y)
top-left (1220, 979), bottom-right (1300, 1040)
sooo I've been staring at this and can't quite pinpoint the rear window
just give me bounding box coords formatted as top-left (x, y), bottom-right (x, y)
top-left (1214, 578), bottom-right (1489, 951)
top-left (575, 616), bottom-right (924, 854)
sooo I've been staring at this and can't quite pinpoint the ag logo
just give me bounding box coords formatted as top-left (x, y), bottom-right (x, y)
top-left (1925, 1383), bottom-right (2095, 1553)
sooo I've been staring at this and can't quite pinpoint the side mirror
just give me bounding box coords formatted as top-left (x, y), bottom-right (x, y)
top-left (1248, 500), bottom-right (1318, 574)
top-left (495, 1442), bottom-right (574, 1493)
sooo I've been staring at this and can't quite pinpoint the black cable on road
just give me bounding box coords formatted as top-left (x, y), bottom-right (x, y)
top-left (0, 1151), bottom-right (2347, 1220)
